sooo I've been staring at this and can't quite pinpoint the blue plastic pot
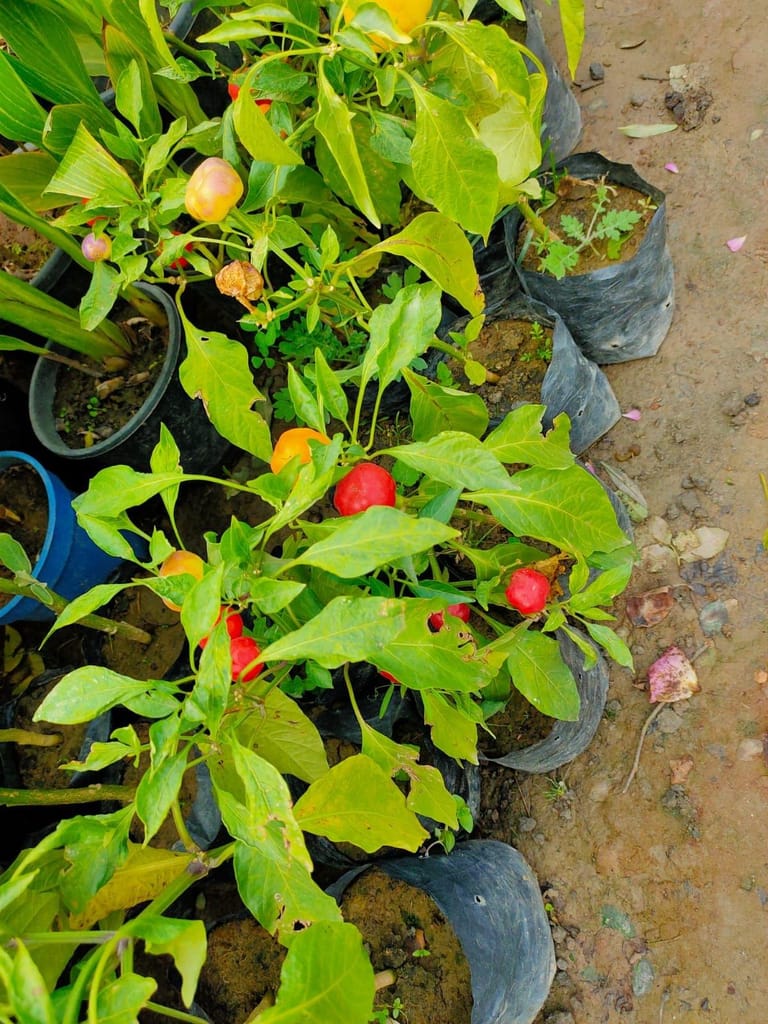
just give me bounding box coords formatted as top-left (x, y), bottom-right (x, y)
top-left (0, 452), bottom-right (124, 624)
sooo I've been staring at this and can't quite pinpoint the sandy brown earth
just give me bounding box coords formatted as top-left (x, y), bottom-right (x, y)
top-left (483, 2), bottom-right (768, 1021)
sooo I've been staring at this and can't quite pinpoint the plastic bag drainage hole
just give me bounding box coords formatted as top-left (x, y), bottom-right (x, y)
top-left (473, 894), bottom-right (486, 905)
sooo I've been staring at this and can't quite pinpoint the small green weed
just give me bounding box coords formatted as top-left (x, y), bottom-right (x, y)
top-left (57, 407), bottom-right (71, 434)
top-left (519, 321), bottom-right (552, 363)
top-left (544, 777), bottom-right (568, 801)
top-left (245, 312), bottom-right (366, 373)
top-left (370, 996), bottom-right (407, 1023)
top-left (381, 263), bottom-right (421, 301)
top-left (527, 178), bottom-right (652, 279)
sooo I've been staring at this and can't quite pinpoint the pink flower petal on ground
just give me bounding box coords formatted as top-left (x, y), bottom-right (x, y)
top-left (664, 162), bottom-right (679, 173)
top-left (648, 646), bottom-right (700, 703)
top-left (726, 236), bottom-right (747, 252)
top-left (622, 408), bottom-right (642, 421)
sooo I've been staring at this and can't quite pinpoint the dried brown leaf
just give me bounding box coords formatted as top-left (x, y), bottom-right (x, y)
top-left (626, 586), bottom-right (675, 627)
top-left (669, 755), bottom-right (694, 785)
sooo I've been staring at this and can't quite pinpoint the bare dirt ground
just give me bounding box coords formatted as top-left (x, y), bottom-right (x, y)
top-left (479, 2), bottom-right (768, 1021)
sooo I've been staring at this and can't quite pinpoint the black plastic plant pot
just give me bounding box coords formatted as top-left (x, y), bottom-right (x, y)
top-left (30, 247), bottom-right (73, 295)
top-left (0, 451), bottom-right (125, 624)
top-left (28, 282), bottom-right (231, 475)
top-left (182, 761), bottom-right (222, 851)
top-left (307, 661), bottom-right (411, 744)
top-left (471, 0), bottom-right (581, 161)
top-left (522, 0), bottom-right (582, 161)
top-left (438, 291), bottom-right (622, 455)
top-left (505, 152), bottom-right (675, 364)
top-left (329, 839), bottom-right (556, 1024)
top-left (483, 629), bottom-right (609, 774)
top-left (0, 379), bottom-right (47, 462)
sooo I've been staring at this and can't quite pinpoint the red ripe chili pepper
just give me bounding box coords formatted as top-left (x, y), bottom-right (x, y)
top-left (504, 568), bottom-right (550, 615)
top-left (228, 80), bottom-right (272, 114)
top-left (333, 463), bottom-right (396, 516)
top-left (428, 603), bottom-right (472, 631)
top-left (229, 635), bottom-right (264, 682)
top-left (199, 607), bottom-right (244, 649)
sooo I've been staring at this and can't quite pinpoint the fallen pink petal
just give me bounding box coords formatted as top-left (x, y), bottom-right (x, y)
top-left (664, 161), bottom-right (679, 173)
top-left (622, 408), bottom-right (642, 421)
top-left (726, 236), bottom-right (747, 252)
top-left (648, 646), bottom-right (700, 703)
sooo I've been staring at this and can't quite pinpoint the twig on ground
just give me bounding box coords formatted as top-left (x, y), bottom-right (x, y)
top-left (659, 986), bottom-right (671, 1022)
top-left (515, 776), bottom-right (532, 817)
top-left (621, 703), bottom-right (664, 794)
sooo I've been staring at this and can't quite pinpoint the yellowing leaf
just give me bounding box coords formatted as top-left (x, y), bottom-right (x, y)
top-left (362, 212), bottom-right (484, 316)
top-left (294, 754), bottom-right (428, 853)
top-left (478, 97), bottom-right (542, 204)
top-left (258, 922), bottom-right (374, 1024)
top-left (236, 688), bottom-right (329, 784)
top-left (409, 80), bottom-right (498, 237)
top-left (68, 845), bottom-right (194, 929)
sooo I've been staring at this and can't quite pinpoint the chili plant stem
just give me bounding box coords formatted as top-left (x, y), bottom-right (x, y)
top-left (170, 797), bottom-right (198, 853)
top-left (428, 336), bottom-right (501, 384)
top-left (0, 729), bottom-right (61, 747)
top-left (516, 197), bottom-right (562, 244)
top-left (0, 784), bottom-right (135, 807)
top-left (0, 579), bottom-right (152, 644)
top-left (143, 1003), bottom-right (212, 1024)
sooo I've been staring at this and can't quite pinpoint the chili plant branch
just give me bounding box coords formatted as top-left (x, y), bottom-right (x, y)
top-left (0, 579), bottom-right (152, 644)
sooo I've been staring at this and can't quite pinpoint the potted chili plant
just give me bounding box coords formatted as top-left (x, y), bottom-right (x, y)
top-left (0, 290), bottom-right (633, 1024)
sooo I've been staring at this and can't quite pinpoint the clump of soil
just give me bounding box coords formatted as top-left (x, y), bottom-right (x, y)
top-left (478, 687), bottom-right (555, 760)
top-left (10, 673), bottom-right (89, 789)
top-left (0, 462), bottom-right (47, 608)
top-left (519, 177), bottom-right (655, 275)
top-left (196, 917), bottom-right (286, 1024)
top-left (51, 308), bottom-right (169, 449)
top-left (341, 866), bottom-right (473, 1024)
top-left (96, 584), bottom-right (186, 682)
top-left (446, 317), bottom-right (553, 410)
top-left (0, 212), bottom-right (56, 280)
